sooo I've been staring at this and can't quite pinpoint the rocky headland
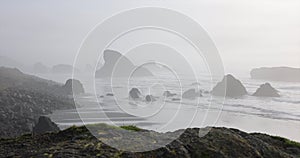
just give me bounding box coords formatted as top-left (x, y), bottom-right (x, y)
top-left (250, 67), bottom-right (300, 82)
top-left (0, 67), bottom-right (79, 138)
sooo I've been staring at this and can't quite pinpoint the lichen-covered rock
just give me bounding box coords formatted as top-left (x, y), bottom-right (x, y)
top-left (212, 74), bottom-right (247, 97)
top-left (33, 116), bottom-right (60, 135)
top-left (1, 124), bottom-right (300, 157)
top-left (253, 83), bottom-right (280, 97)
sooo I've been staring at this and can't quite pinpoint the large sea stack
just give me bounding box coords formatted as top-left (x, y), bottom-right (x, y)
top-left (253, 83), bottom-right (280, 97)
top-left (212, 74), bottom-right (247, 97)
top-left (62, 79), bottom-right (85, 95)
top-left (95, 50), bottom-right (153, 78)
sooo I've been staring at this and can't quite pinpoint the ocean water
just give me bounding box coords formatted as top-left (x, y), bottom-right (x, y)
top-left (37, 73), bottom-right (300, 142)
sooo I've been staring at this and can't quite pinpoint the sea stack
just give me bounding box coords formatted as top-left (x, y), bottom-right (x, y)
top-left (253, 83), bottom-right (280, 97)
top-left (95, 50), bottom-right (153, 78)
top-left (62, 79), bottom-right (85, 95)
top-left (212, 74), bottom-right (247, 97)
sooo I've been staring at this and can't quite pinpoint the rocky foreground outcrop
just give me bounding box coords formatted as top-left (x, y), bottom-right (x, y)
top-left (253, 83), bottom-right (280, 97)
top-left (251, 67), bottom-right (300, 82)
top-left (0, 124), bottom-right (300, 158)
top-left (212, 74), bottom-right (247, 97)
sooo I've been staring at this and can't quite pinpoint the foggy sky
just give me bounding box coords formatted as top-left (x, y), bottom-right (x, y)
top-left (0, 0), bottom-right (299, 75)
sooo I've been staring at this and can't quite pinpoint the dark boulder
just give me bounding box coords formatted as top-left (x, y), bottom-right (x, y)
top-left (145, 95), bottom-right (156, 102)
top-left (163, 91), bottom-right (176, 97)
top-left (182, 89), bottom-right (202, 99)
top-left (253, 83), bottom-right (280, 97)
top-left (33, 116), bottom-right (59, 135)
top-left (172, 98), bottom-right (181, 101)
top-left (106, 93), bottom-right (114, 96)
top-left (212, 74), bottom-right (247, 97)
top-left (129, 88), bottom-right (142, 99)
top-left (62, 79), bottom-right (85, 95)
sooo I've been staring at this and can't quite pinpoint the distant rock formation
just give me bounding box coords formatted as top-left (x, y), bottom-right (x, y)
top-left (129, 88), bottom-right (142, 99)
top-left (62, 79), bottom-right (85, 95)
top-left (250, 67), bottom-right (300, 82)
top-left (95, 50), bottom-right (153, 78)
top-left (163, 91), bottom-right (176, 97)
top-left (0, 67), bottom-right (56, 91)
top-left (253, 83), bottom-right (280, 97)
top-left (33, 116), bottom-right (60, 135)
top-left (145, 95), bottom-right (156, 102)
top-left (212, 74), bottom-right (247, 97)
top-left (52, 64), bottom-right (80, 74)
top-left (33, 62), bottom-right (49, 74)
top-left (182, 89), bottom-right (202, 99)
top-left (0, 56), bottom-right (24, 69)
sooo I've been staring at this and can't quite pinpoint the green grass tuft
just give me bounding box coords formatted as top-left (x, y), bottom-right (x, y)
top-left (120, 125), bottom-right (142, 132)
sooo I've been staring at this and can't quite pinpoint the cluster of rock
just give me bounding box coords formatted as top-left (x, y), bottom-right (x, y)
top-left (129, 88), bottom-right (179, 102)
top-left (126, 74), bottom-right (280, 103)
top-left (1, 123), bottom-right (300, 157)
top-left (211, 74), bottom-right (280, 98)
